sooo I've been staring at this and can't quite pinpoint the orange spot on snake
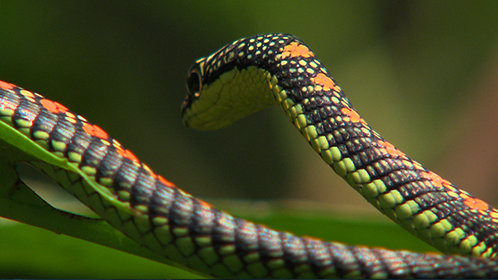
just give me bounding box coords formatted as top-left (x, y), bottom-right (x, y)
top-left (0, 80), bottom-right (16, 90)
top-left (158, 175), bottom-right (175, 188)
top-left (312, 73), bottom-right (340, 92)
top-left (114, 145), bottom-right (141, 165)
top-left (420, 171), bottom-right (456, 190)
top-left (40, 99), bottom-right (69, 114)
top-left (340, 107), bottom-right (366, 125)
top-left (82, 123), bottom-right (109, 139)
top-left (281, 42), bottom-right (314, 59)
top-left (125, 149), bottom-right (139, 163)
top-left (463, 197), bottom-right (490, 211)
top-left (197, 199), bottom-right (213, 208)
top-left (378, 140), bottom-right (406, 158)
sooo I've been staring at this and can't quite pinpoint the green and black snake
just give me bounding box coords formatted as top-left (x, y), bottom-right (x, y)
top-left (0, 34), bottom-right (497, 278)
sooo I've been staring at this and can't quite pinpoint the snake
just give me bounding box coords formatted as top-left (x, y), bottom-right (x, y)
top-left (0, 33), bottom-right (497, 278)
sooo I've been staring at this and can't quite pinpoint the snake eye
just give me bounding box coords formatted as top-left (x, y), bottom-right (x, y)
top-left (186, 69), bottom-right (202, 94)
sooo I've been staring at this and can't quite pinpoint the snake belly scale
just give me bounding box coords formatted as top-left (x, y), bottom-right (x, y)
top-left (1, 33), bottom-right (497, 278)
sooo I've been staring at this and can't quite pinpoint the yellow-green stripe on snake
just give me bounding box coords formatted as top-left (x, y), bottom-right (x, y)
top-left (0, 33), bottom-right (497, 278)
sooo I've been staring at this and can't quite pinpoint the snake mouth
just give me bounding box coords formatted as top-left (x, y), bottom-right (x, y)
top-left (180, 93), bottom-right (195, 119)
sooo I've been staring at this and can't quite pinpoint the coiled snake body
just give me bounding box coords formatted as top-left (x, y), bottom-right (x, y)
top-left (0, 34), bottom-right (497, 278)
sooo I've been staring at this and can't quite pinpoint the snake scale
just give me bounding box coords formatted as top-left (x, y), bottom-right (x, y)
top-left (0, 33), bottom-right (497, 278)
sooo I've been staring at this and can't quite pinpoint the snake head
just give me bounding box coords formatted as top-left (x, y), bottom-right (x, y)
top-left (181, 39), bottom-right (278, 131)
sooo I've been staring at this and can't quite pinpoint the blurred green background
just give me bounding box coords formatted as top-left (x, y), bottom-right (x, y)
top-left (0, 0), bottom-right (497, 278)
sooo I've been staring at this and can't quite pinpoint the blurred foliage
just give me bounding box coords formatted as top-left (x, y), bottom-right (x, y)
top-left (0, 222), bottom-right (202, 278)
top-left (0, 0), bottom-right (497, 278)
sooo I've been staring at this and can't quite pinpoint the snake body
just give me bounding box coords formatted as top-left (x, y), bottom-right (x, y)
top-left (1, 33), bottom-right (497, 278)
